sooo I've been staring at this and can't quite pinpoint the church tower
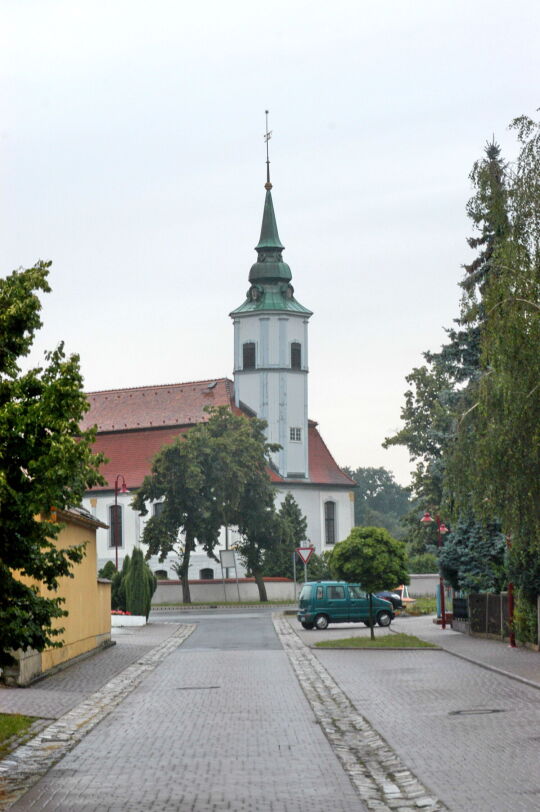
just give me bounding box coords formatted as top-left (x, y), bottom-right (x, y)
top-left (230, 171), bottom-right (312, 478)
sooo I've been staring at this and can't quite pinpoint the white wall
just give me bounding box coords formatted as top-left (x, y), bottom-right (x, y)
top-left (83, 493), bottom-right (245, 580)
top-left (84, 483), bottom-right (354, 579)
top-left (233, 311), bottom-right (309, 477)
top-left (274, 485), bottom-right (355, 553)
top-left (152, 579), bottom-right (296, 604)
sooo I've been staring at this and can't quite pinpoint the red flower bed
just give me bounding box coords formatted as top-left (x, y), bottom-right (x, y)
top-left (111, 610), bottom-right (132, 615)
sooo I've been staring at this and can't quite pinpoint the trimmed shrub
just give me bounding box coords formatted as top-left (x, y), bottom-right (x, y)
top-left (125, 548), bottom-right (150, 617)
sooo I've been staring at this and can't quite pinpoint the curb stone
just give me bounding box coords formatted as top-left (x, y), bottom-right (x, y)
top-left (273, 614), bottom-right (446, 812)
top-left (0, 623), bottom-right (195, 811)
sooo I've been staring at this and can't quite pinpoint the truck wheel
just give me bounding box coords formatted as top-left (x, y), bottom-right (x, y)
top-left (377, 610), bottom-right (392, 627)
top-left (301, 622), bottom-right (314, 630)
top-left (314, 614), bottom-right (329, 630)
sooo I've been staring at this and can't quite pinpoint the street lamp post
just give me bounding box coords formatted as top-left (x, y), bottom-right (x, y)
top-left (506, 535), bottom-right (516, 648)
top-left (113, 474), bottom-right (129, 571)
top-left (421, 511), bottom-right (449, 629)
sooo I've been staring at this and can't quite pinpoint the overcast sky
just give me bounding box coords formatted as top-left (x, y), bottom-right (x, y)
top-left (1, 1), bottom-right (538, 485)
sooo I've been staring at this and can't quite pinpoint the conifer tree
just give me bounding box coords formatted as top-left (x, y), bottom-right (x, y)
top-left (125, 548), bottom-right (150, 617)
top-left (385, 140), bottom-right (510, 586)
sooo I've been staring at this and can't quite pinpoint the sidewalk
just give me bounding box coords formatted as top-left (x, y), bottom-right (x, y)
top-left (287, 610), bottom-right (540, 688)
top-left (0, 622), bottom-right (182, 720)
top-left (401, 613), bottom-right (540, 688)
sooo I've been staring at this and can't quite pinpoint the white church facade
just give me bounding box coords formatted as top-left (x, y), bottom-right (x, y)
top-left (82, 180), bottom-right (355, 578)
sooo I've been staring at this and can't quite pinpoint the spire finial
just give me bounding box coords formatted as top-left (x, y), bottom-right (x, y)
top-left (264, 109), bottom-right (272, 190)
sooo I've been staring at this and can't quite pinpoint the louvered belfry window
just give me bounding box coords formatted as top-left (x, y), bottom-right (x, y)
top-left (291, 342), bottom-right (301, 369)
top-left (243, 342), bottom-right (256, 369)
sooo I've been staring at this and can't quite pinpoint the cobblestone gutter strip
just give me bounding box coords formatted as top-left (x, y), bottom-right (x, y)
top-left (273, 615), bottom-right (446, 812)
top-left (0, 624), bottom-right (195, 811)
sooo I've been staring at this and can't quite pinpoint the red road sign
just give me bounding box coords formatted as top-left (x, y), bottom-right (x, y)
top-left (296, 547), bottom-right (314, 564)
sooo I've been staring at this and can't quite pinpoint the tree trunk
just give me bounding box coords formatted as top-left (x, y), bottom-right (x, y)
top-left (253, 570), bottom-right (268, 602)
top-left (179, 535), bottom-right (193, 604)
top-left (369, 592), bottom-right (375, 640)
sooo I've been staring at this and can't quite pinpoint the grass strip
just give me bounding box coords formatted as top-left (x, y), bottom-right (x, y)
top-left (314, 632), bottom-right (437, 649)
top-left (405, 596), bottom-right (439, 615)
top-left (0, 713), bottom-right (38, 757)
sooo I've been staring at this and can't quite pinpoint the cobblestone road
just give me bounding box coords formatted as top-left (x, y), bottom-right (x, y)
top-left (6, 615), bottom-right (363, 812)
top-left (304, 619), bottom-right (540, 811)
top-left (3, 612), bottom-right (540, 811)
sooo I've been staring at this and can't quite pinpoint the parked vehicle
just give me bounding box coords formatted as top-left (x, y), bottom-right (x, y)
top-left (297, 581), bottom-right (395, 630)
top-left (374, 590), bottom-right (403, 610)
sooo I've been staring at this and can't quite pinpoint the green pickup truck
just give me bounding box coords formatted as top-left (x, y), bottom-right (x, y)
top-left (297, 581), bottom-right (395, 630)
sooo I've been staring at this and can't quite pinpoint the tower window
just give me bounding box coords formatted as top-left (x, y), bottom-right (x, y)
top-left (109, 505), bottom-right (123, 549)
top-left (291, 342), bottom-right (301, 370)
top-left (243, 342), bottom-right (256, 369)
top-left (324, 501), bottom-right (336, 545)
top-left (153, 502), bottom-right (164, 518)
top-left (290, 427), bottom-right (302, 442)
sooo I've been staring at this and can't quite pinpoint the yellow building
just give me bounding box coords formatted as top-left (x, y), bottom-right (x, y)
top-left (5, 507), bottom-right (112, 686)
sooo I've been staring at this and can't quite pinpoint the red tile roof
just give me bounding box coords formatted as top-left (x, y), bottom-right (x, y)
top-left (90, 427), bottom-right (190, 491)
top-left (81, 378), bottom-right (234, 432)
top-left (89, 423), bottom-right (354, 491)
top-left (306, 423), bottom-right (356, 487)
top-left (84, 378), bottom-right (354, 491)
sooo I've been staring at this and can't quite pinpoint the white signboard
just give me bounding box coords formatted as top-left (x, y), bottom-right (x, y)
top-left (219, 549), bottom-right (236, 569)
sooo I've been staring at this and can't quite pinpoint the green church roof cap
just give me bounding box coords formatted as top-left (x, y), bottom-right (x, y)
top-left (255, 190), bottom-right (284, 251)
top-left (231, 167), bottom-right (312, 317)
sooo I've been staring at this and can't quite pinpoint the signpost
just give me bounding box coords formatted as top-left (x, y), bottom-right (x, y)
top-left (219, 548), bottom-right (241, 603)
top-left (296, 546), bottom-right (315, 584)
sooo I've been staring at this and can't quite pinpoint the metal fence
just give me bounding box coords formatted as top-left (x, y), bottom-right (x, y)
top-left (468, 592), bottom-right (510, 638)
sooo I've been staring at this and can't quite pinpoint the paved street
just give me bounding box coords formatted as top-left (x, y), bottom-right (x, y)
top-left (5, 612), bottom-right (363, 812)
top-left (1, 609), bottom-right (540, 811)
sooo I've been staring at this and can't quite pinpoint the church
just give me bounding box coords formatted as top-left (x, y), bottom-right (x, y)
top-left (82, 173), bottom-right (355, 578)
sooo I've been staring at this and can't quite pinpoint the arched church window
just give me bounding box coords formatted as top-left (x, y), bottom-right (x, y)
top-left (108, 505), bottom-right (123, 549)
top-left (324, 501), bottom-right (336, 545)
top-left (291, 342), bottom-right (301, 370)
top-left (243, 342), bottom-right (256, 370)
top-left (199, 568), bottom-right (214, 580)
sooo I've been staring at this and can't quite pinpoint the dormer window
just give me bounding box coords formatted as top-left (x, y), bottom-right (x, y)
top-left (243, 342), bottom-right (256, 369)
top-left (291, 342), bottom-right (301, 370)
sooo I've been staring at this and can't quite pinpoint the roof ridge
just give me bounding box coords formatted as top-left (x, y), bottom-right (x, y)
top-left (86, 377), bottom-right (233, 396)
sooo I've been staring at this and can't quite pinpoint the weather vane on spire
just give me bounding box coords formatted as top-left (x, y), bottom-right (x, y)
top-left (264, 109), bottom-right (272, 190)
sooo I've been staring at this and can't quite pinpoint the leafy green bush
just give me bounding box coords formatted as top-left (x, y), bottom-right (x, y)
top-left (514, 590), bottom-right (538, 644)
top-left (408, 553), bottom-right (438, 573)
top-left (98, 561), bottom-right (117, 580)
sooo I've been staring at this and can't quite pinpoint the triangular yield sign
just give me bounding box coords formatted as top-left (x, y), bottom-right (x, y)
top-left (296, 547), bottom-right (314, 564)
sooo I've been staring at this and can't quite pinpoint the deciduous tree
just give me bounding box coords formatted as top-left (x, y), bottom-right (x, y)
top-left (329, 527), bottom-right (409, 639)
top-left (0, 262), bottom-right (105, 666)
top-left (133, 407), bottom-right (278, 603)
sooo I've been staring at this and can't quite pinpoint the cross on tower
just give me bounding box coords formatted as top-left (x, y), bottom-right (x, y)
top-left (264, 109), bottom-right (272, 190)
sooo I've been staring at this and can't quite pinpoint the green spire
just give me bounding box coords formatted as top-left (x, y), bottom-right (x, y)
top-left (249, 189), bottom-right (291, 285)
top-left (255, 190), bottom-right (285, 252)
top-left (229, 130), bottom-right (312, 318)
